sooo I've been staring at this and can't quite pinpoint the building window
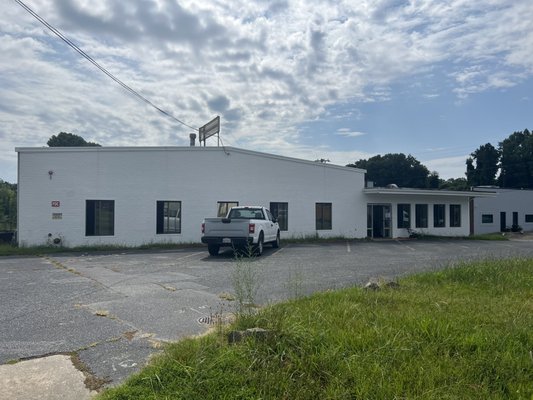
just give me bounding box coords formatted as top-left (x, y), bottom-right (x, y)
top-left (316, 203), bottom-right (332, 230)
top-left (433, 204), bottom-right (445, 228)
top-left (415, 204), bottom-right (428, 228)
top-left (482, 214), bottom-right (494, 224)
top-left (397, 204), bottom-right (411, 229)
top-left (156, 201), bottom-right (181, 234)
top-left (525, 214), bottom-right (533, 223)
top-left (270, 202), bottom-right (288, 231)
top-left (86, 200), bottom-right (114, 236)
top-left (450, 204), bottom-right (461, 227)
top-left (217, 201), bottom-right (238, 217)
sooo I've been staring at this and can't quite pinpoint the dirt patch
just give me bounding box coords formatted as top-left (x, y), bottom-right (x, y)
top-left (70, 352), bottom-right (111, 391)
top-left (123, 330), bottom-right (138, 341)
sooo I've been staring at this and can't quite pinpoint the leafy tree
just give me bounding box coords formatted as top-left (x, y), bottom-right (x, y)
top-left (426, 171), bottom-right (440, 189)
top-left (439, 177), bottom-right (469, 191)
top-left (47, 132), bottom-right (101, 147)
top-left (498, 129), bottom-right (533, 188)
top-left (0, 180), bottom-right (17, 231)
top-left (465, 143), bottom-right (500, 186)
top-left (348, 153), bottom-right (431, 188)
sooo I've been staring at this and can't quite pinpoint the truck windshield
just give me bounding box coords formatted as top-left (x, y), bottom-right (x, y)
top-left (228, 208), bottom-right (264, 219)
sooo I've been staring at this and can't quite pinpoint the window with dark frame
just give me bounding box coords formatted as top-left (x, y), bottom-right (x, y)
top-left (217, 201), bottom-right (239, 217)
top-left (415, 204), bottom-right (428, 228)
top-left (397, 203), bottom-right (411, 229)
top-left (525, 214), bottom-right (533, 223)
top-left (156, 201), bottom-right (181, 234)
top-left (270, 202), bottom-right (288, 231)
top-left (482, 214), bottom-right (494, 224)
top-left (86, 200), bottom-right (114, 236)
top-left (433, 204), bottom-right (445, 227)
top-left (450, 204), bottom-right (461, 227)
top-left (316, 203), bottom-right (332, 230)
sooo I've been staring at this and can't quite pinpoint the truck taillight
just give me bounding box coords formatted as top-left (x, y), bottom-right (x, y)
top-left (249, 223), bottom-right (255, 234)
top-left (201, 223), bottom-right (205, 234)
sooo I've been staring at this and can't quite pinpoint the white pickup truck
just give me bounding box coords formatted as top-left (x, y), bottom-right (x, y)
top-left (201, 206), bottom-right (280, 256)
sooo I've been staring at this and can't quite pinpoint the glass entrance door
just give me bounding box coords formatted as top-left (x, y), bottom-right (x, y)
top-left (367, 204), bottom-right (392, 238)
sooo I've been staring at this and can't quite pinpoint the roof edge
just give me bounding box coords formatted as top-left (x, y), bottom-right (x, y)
top-left (15, 146), bottom-right (366, 173)
top-left (363, 187), bottom-right (496, 197)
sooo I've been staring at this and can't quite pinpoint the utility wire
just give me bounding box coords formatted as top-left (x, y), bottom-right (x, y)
top-left (14, 0), bottom-right (198, 131)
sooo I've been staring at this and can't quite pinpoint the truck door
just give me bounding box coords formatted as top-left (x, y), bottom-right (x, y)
top-left (265, 209), bottom-right (277, 242)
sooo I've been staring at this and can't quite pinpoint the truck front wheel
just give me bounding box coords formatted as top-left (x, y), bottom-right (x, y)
top-left (272, 231), bottom-right (280, 248)
top-left (208, 244), bottom-right (220, 256)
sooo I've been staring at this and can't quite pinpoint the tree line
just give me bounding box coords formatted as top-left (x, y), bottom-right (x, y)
top-left (348, 129), bottom-right (533, 191)
top-left (467, 129), bottom-right (533, 188)
top-left (0, 180), bottom-right (16, 231)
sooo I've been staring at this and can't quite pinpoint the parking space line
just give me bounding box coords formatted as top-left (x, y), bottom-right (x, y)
top-left (395, 240), bottom-right (415, 251)
top-left (174, 252), bottom-right (205, 261)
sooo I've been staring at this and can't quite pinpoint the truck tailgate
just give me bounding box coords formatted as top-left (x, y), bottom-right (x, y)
top-left (203, 218), bottom-right (250, 237)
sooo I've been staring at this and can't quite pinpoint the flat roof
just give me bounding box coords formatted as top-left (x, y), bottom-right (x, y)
top-left (473, 186), bottom-right (533, 193)
top-left (364, 187), bottom-right (496, 198)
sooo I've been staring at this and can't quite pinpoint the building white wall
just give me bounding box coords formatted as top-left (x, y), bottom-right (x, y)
top-left (473, 188), bottom-right (533, 234)
top-left (365, 192), bottom-right (471, 238)
top-left (17, 146), bottom-right (367, 247)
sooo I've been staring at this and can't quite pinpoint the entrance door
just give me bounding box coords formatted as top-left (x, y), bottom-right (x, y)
top-left (512, 212), bottom-right (518, 228)
top-left (367, 204), bottom-right (391, 238)
top-left (500, 212), bottom-right (506, 232)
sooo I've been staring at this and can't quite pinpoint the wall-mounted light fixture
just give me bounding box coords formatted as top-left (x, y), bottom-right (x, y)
top-left (48, 170), bottom-right (54, 180)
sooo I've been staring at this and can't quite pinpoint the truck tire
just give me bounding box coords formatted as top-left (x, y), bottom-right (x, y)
top-left (254, 233), bottom-right (264, 256)
top-left (272, 231), bottom-right (280, 248)
top-left (208, 244), bottom-right (220, 256)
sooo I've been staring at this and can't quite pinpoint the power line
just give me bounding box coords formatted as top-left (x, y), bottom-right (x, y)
top-left (14, 0), bottom-right (198, 131)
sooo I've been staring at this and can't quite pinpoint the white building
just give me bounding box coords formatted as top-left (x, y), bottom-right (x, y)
top-left (15, 146), bottom-right (493, 247)
top-left (472, 187), bottom-right (533, 234)
top-left (364, 187), bottom-right (477, 238)
top-left (16, 146), bottom-right (368, 247)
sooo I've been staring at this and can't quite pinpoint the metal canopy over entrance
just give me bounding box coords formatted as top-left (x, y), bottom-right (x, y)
top-left (367, 204), bottom-right (391, 238)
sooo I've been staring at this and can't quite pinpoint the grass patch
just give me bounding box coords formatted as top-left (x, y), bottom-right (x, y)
top-left (282, 234), bottom-right (368, 244)
top-left (408, 233), bottom-right (509, 241)
top-left (0, 242), bottom-right (202, 257)
top-left (97, 258), bottom-right (533, 399)
top-left (466, 233), bottom-right (508, 241)
top-left (1, 233), bottom-right (509, 257)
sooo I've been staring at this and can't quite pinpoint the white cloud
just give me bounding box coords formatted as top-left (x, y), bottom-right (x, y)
top-left (0, 0), bottom-right (532, 182)
top-left (336, 129), bottom-right (367, 138)
top-left (423, 155), bottom-right (468, 180)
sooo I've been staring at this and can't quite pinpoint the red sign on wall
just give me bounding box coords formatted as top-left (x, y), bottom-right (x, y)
top-left (51, 201), bottom-right (60, 207)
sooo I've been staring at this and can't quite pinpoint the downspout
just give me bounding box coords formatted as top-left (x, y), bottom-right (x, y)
top-left (469, 197), bottom-right (474, 236)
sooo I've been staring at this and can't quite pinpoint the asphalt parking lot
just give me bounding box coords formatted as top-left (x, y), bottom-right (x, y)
top-left (1, 238), bottom-right (533, 393)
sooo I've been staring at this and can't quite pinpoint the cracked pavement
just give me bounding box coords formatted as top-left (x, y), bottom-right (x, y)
top-left (1, 238), bottom-right (533, 396)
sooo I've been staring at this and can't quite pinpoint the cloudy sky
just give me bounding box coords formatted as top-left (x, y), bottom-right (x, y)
top-left (1, 0), bottom-right (532, 183)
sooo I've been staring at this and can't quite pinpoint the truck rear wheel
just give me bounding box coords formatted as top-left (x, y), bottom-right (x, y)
top-left (208, 244), bottom-right (220, 256)
top-left (254, 234), bottom-right (264, 256)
